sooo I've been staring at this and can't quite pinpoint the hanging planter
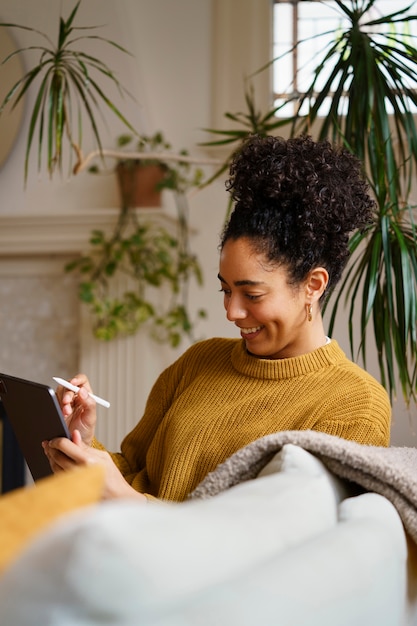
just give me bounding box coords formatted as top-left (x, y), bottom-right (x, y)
top-left (90, 132), bottom-right (173, 209)
top-left (115, 161), bottom-right (166, 208)
top-left (115, 132), bottom-right (170, 209)
top-left (69, 131), bottom-right (207, 347)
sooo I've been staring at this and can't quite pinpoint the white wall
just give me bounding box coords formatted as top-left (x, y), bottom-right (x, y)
top-left (0, 0), bottom-right (415, 445)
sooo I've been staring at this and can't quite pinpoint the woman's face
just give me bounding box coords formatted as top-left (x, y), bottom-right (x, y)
top-left (219, 237), bottom-right (316, 359)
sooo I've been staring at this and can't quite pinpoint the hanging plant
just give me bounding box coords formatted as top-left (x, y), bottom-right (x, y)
top-left (0, 1), bottom-right (136, 181)
top-left (67, 206), bottom-right (205, 347)
top-left (66, 136), bottom-right (206, 347)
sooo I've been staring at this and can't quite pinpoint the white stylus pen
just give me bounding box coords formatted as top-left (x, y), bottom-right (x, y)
top-left (53, 377), bottom-right (111, 409)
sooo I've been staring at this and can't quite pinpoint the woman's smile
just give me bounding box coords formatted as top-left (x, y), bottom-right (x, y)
top-left (238, 325), bottom-right (263, 339)
top-left (219, 237), bottom-right (327, 359)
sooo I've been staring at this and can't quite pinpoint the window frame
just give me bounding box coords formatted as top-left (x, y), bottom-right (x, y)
top-left (273, 0), bottom-right (348, 103)
top-left (273, 0), bottom-right (417, 106)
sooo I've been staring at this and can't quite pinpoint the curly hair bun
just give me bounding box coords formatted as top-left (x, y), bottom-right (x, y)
top-left (222, 134), bottom-right (376, 291)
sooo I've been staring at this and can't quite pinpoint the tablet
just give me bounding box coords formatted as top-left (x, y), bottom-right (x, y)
top-left (0, 373), bottom-right (70, 482)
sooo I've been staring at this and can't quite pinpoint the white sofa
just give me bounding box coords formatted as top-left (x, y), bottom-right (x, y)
top-left (0, 443), bottom-right (416, 625)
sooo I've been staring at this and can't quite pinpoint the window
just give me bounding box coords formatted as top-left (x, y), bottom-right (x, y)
top-left (273, 0), bottom-right (417, 116)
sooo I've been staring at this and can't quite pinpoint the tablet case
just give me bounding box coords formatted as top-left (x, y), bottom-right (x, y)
top-left (0, 373), bottom-right (70, 481)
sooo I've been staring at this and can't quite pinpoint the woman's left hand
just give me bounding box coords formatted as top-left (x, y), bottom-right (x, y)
top-left (42, 431), bottom-right (147, 502)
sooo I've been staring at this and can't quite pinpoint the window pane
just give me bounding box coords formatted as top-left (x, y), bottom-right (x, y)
top-left (273, 0), bottom-right (417, 116)
top-left (273, 3), bottom-right (292, 95)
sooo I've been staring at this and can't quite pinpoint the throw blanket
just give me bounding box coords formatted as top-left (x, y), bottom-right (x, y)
top-left (189, 430), bottom-right (417, 544)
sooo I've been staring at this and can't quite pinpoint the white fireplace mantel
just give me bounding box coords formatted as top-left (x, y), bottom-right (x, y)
top-left (0, 208), bottom-right (136, 257)
top-left (0, 208), bottom-right (176, 264)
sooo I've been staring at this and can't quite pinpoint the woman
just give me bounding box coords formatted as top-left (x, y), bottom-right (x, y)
top-left (44, 135), bottom-right (391, 502)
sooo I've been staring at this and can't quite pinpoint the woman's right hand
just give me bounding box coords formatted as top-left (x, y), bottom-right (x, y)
top-left (55, 374), bottom-right (97, 447)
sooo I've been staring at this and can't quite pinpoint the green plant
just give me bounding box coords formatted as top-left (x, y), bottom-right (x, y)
top-left (115, 131), bottom-right (205, 193)
top-left (89, 132), bottom-right (172, 208)
top-left (66, 205), bottom-right (206, 347)
top-left (281, 0), bottom-right (417, 404)
top-left (0, 1), bottom-right (136, 182)
top-left (114, 131), bottom-right (171, 169)
top-left (199, 84), bottom-right (289, 216)
top-left (202, 0), bottom-right (417, 404)
top-left (67, 133), bottom-right (206, 347)
top-left (90, 131), bottom-right (204, 196)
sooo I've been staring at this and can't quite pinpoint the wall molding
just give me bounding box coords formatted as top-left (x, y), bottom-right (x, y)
top-left (0, 209), bottom-right (120, 257)
top-left (0, 207), bottom-right (179, 259)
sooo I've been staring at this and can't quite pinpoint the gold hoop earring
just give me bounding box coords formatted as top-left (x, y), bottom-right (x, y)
top-left (307, 303), bottom-right (313, 322)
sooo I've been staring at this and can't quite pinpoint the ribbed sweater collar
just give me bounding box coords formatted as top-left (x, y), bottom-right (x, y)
top-left (231, 339), bottom-right (345, 380)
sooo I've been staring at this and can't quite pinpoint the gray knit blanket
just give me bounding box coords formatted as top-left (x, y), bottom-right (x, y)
top-left (189, 430), bottom-right (417, 544)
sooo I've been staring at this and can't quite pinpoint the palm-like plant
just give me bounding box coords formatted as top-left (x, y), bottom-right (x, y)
top-left (200, 84), bottom-right (288, 181)
top-left (0, 1), bottom-right (135, 182)
top-left (204, 0), bottom-right (417, 403)
top-left (199, 84), bottom-right (290, 216)
top-left (284, 0), bottom-right (417, 403)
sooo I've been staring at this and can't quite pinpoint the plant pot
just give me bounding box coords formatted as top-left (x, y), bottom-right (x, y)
top-left (116, 162), bottom-right (166, 208)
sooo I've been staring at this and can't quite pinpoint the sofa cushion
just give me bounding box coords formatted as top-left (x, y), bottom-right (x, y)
top-left (0, 448), bottom-right (341, 624)
top-left (157, 494), bottom-right (406, 626)
top-left (258, 442), bottom-right (356, 503)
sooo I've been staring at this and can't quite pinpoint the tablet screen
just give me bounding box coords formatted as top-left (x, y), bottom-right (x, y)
top-left (0, 373), bottom-right (70, 481)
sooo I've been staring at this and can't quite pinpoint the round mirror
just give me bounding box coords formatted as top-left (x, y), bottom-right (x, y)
top-left (0, 27), bottom-right (25, 169)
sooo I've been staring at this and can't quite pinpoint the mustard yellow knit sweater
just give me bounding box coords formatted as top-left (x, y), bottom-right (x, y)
top-left (103, 338), bottom-right (391, 502)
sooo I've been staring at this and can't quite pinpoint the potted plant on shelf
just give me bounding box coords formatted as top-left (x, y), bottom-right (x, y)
top-left (66, 137), bottom-right (206, 347)
top-left (116, 134), bottom-right (166, 209)
top-left (201, 0), bottom-right (417, 404)
top-left (89, 131), bottom-right (172, 209)
top-left (0, 0), bottom-right (136, 182)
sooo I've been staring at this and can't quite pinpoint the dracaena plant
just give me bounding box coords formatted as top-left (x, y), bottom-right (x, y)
top-left (202, 0), bottom-right (417, 404)
top-left (200, 84), bottom-right (289, 181)
top-left (199, 84), bottom-right (290, 217)
top-left (283, 0), bottom-right (417, 404)
top-left (0, 0), bottom-right (136, 182)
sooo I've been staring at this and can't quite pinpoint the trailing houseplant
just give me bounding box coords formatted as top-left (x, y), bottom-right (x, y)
top-left (0, 0), bottom-right (136, 182)
top-left (66, 135), bottom-right (206, 347)
top-left (202, 0), bottom-right (417, 404)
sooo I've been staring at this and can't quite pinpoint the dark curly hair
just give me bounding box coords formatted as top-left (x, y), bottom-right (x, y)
top-left (221, 134), bottom-right (375, 297)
